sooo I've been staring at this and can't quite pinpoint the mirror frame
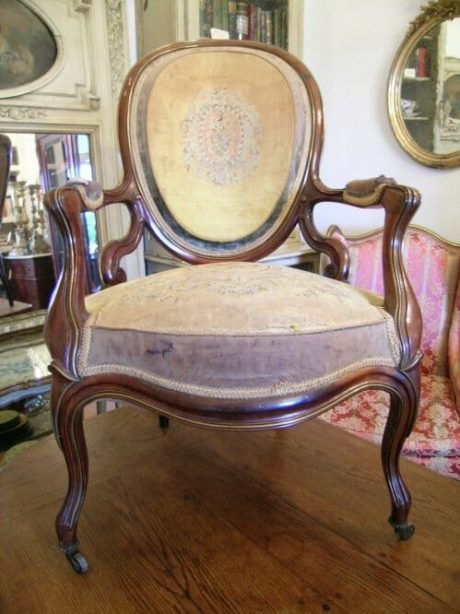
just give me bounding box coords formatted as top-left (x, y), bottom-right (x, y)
top-left (388, 0), bottom-right (460, 168)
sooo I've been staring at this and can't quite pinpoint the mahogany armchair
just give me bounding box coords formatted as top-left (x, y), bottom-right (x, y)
top-left (44, 41), bottom-right (422, 573)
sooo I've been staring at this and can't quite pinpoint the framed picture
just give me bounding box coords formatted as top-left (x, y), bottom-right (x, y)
top-left (0, 0), bottom-right (58, 93)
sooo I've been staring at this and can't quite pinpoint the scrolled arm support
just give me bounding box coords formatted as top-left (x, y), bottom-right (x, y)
top-left (44, 179), bottom-right (144, 377)
top-left (379, 183), bottom-right (422, 369)
top-left (44, 182), bottom-right (98, 377)
top-left (299, 175), bottom-right (422, 370)
top-left (99, 192), bottom-right (145, 286)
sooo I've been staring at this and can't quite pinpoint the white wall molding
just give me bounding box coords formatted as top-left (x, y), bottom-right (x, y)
top-left (0, 107), bottom-right (48, 121)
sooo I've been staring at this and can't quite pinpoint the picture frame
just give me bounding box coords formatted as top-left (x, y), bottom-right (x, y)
top-left (0, 0), bottom-right (58, 96)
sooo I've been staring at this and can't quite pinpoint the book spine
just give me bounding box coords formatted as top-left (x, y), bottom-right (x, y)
top-left (265, 10), bottom-right (273, 44)
top-left (247, 3), bottom-right (254, 40)
top-left (228, 1), bottom-right (237, 39)
top-left (213, 0), bottom-right (223, 29)
top-left (222, 0), bottom-right (229, 32)
top-left (273, 9), bottom-right (282, 47)
top-left (256, 7), bottom-right (263, 42)
top-left (199, 0), bottom-right (208, 37)
top-left (416, 47), bottom-right (428, 78)
top-left (207, 0), bottom-right (214, 30)
top-left (236, 2), bottom-right (248, 40)
top-left (260, 10), bottom-right (267, 43)
top-left (281, 8), bottom-right (288, 49)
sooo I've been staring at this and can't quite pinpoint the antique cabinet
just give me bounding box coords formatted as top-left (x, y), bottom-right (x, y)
top-left (3, 253), bottom-right (55, 310)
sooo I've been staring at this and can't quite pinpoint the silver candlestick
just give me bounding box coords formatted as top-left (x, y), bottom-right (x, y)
top-left (29, 184), bottom-right (50, 254)
top-left (10, 181), bottom-right (31, 256)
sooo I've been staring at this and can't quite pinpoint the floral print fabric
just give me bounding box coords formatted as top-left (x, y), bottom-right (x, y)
top-left (321, 227), bottom-right (460, 480)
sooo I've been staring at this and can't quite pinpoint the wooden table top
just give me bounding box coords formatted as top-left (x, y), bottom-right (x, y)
top-left (0, 298), bottom-right (32, 318)
top-left (1, 407), bottom-right (458, 613)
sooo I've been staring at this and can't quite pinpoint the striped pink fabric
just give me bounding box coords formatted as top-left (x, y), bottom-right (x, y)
top-left (449, 281), bottom-right (460, 411)
top-left (344, 228), bottom-right (460, 380)
top-left (321, 226), bottom-right (460, 479)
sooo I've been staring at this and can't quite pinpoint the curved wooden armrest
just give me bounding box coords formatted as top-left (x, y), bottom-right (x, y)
top-left (343, 175), bottom-right (396, 202)
top-left (44, 182), bottom-right (96, 377)
top-left (64, 178), bottom-right (104, 207)
top-left (44, 179), bottom-right (145, 377)
top-left (300, 175), bottom-right (402, 281)
top-left (299, 176), bottom-right (422, 370)
top-left (100, 185), bottom-right (145, 287)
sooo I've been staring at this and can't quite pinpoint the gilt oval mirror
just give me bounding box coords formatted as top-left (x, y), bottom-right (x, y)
top-left (388, 0), bottom-right (460, 168)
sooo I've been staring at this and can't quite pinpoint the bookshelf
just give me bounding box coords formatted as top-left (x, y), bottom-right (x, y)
top-left (199, 1), bottom-right (287, 47)
top-left (176, 0), bottom-right (303, 57)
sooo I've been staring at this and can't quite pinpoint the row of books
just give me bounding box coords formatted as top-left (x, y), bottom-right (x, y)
top-left (199, 1), bottom-right (288, 49)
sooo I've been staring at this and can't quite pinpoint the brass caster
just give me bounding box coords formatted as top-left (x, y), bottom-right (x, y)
top-left (388, 517), bottom-right (415, 540)
top-left (64, 544), bottom-right (89, 573)
top-left (159, 415), bottom-right (170, 430)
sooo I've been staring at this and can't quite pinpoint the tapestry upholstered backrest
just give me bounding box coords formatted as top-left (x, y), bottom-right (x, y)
top-left (119, 41), bottom-right (317, 261)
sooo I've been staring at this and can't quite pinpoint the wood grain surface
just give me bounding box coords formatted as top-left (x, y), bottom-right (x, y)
top-left (1, 406), bottom-right (458, 613)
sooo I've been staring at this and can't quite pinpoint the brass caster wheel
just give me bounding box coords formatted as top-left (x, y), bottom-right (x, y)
top-left (388, 517), bottom-right (415, 540)
top-left (64, 545), bottom-right (89, 573)
top-left (159, 415), bottom-right (170, 430)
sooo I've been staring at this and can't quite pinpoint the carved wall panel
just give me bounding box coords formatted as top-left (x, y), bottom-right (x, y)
top-left (0, 0), bottom-right (100, 112)
top-left (0, 0), bottom-right (143, 279)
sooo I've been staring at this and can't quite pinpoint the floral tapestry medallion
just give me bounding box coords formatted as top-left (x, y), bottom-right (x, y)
top-left (181, 87), bottom-right (261, 185)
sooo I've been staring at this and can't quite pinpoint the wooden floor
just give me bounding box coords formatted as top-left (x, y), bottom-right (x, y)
top-left (1, 407), bottom-right (459, 613)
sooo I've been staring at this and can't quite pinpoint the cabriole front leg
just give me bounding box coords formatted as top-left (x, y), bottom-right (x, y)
top-left (51, 376), bottom-right (89, 573)
top-left (381, 369), bottom-right (419, 540)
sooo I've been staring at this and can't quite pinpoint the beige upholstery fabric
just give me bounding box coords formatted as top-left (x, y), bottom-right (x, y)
top-left (129, 46), bottom-right (312, 257)
top-left (80, 263), bottom-right (400, 401)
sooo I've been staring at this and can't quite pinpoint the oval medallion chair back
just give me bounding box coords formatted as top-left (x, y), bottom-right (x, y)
top-left (44, 40), bottom-right (422, 573)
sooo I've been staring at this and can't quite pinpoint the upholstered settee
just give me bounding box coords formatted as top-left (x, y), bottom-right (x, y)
top-left (320, 225), bottom-right (460, 479)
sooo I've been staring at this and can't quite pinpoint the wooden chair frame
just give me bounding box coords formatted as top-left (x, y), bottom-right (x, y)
top-left (44, 41), bottom-right (422, 573)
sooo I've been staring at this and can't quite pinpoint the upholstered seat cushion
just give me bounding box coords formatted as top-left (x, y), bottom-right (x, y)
top-left (80, 262), bottom-right (400, 401)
